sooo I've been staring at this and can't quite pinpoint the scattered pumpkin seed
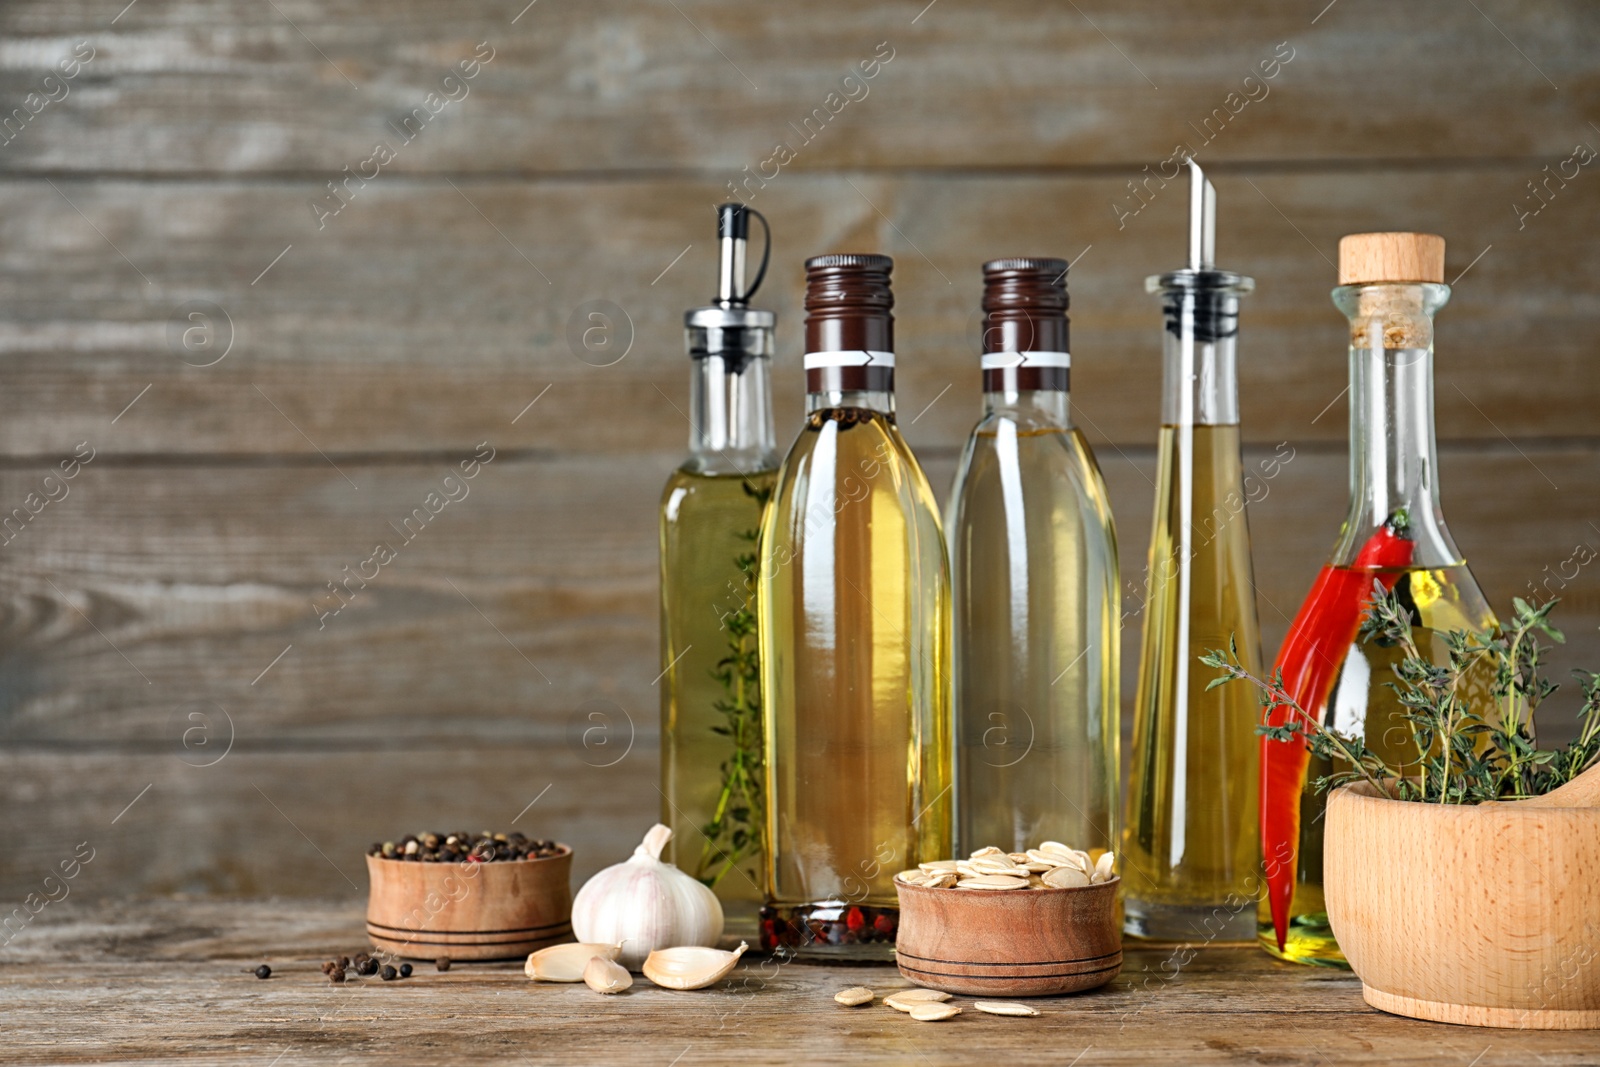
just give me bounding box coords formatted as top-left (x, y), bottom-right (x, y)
top-left (884, 989), bottom-right (953, 1012)
top-left (974, 1001), bottom-right (1041, 1017)
top-left (834, 986), bottom-right (875, 1006)
top-left (908, 1002), bottom-right (962, 1022)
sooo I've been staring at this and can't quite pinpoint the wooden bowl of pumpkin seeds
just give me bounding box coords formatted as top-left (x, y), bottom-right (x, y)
top-left (893, 843), bottom-right (1121, 997)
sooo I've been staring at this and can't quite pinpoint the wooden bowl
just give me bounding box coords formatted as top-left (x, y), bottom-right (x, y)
top-left (365, 846), bottom-right (573, 961)
top-left (894, 878), bottom-right (1122, 996)
top-left (1326, 782), bottom-right (1600, 1029)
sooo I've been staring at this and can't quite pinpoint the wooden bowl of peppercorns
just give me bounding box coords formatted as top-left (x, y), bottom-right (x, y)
top-left (365, 832), bottom-right (572, 961)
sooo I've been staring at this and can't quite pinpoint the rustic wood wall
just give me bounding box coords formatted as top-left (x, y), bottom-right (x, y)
top-left (1, 0), bottom-right (1597, 901)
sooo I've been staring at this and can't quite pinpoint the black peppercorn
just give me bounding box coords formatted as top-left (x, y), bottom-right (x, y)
top-left (337, 955), bottom-right (350, 969)
top-left (329, 968), bottom-right (346, 983)
top-left (254, 965), bottom-right (271, 979)
top-left (380, 965), bottom-right (397, 981)
top-left (399, 963), bottom-right (412, 978)
top-left (435, 957), bottom-right (451, 972)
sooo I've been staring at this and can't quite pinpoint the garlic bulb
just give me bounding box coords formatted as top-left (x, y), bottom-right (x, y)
top-left (571, 823), bottom-right (723, 970)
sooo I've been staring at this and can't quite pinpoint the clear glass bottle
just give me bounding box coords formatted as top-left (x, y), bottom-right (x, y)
top-left (1259, 232), bottom-right (1497, 966)
top-left (1124, 163), bottom-right (1264, 942)
top-left (946, 258), bottom-right (1119, 857)
top-left (659, 204), bottom-right (779, 941)
top-left (758, 253), bottom-right (952, 960)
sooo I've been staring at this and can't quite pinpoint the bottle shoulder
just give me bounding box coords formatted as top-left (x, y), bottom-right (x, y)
top-left (764, 408), bottom-right (946, 540)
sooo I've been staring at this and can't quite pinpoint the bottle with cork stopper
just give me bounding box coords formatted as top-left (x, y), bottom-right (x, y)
top-left (757, 253), bottom-right (952, 960)
top-left (1257, 231), bottom-right (1497, 967)
top-left (945, 258), bottom-right (1120, 861)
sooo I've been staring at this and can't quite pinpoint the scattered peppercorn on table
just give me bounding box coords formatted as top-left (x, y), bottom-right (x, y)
top-left (0, 898), bottom-right (1592, 1065)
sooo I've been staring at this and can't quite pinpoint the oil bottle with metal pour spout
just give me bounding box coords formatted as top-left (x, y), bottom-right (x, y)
top-left (1123, 163), bottom-right (1265, 942)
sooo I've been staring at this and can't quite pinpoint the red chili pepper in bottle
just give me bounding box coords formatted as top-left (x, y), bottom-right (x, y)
top-left (1260, 510), bottom-right (1414, 952)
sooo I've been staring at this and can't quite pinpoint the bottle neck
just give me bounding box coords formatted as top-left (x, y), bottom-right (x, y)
top-left (1331, 282), bottom-right (1460, 567)
top-left (806, 387), bottom-right (895, 417)
top-left (1156, 283), bottom-right (1244, 426)
top-left (686, 353), bottom-right (777, 474)
top-left (983, 386), bottom-right (1070, 428)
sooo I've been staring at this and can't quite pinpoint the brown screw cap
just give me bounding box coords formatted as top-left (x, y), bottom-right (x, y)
top-left (980, 258), bottom-right (1069, 392)
top-left (803, 253), bottom-right (894, 393)
top-left (1338, 232), bottom-right (1445, 286)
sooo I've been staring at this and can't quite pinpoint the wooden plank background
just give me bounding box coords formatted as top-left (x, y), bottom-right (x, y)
top-left (1, 0), bottom-right (1598, 901)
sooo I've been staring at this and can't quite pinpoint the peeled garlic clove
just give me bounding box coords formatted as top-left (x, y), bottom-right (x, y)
top-left (1093, 851), bottom-right (1116, 883)
top-left (583, 955), bottom-right (633, 994)
top-left (641, 941), bottom-right (748, 990)
top-left (525, 942), bottom-right (622, 982)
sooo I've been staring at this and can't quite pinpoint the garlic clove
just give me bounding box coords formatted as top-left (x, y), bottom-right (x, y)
top-left (583, 955), bottom-right (633, 994)
top-left (641, 941), bottom-right (748, 990)
top-left (525, 942), bottom-right (622, 982)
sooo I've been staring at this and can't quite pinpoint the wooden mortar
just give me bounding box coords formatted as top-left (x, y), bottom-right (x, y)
top-left (1326, 778), bottom-right (1600, 1029)
top-left (894, 877), bottom-right (1122, 996)
top-left (365, 845), bottom-right (573, 961)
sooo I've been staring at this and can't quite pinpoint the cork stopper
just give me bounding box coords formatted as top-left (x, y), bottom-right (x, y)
top-left (1338, 232), bottom-right (1445, 286)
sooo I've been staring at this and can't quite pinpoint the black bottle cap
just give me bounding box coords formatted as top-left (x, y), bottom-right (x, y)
top-left (717, 203), bottom-right (750, 241)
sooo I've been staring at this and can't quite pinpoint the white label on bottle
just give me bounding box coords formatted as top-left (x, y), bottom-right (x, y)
top-left (803, 349), bottom-right (896, 369)
top-left (979, 350), bottom-right (1071, 370)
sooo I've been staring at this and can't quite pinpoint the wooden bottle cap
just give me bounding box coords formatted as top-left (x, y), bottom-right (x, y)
top-left (1338, 232), bottom-right (1445, 285)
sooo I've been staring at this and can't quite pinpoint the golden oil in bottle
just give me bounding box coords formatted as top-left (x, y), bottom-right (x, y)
top-left (947, 258), bottom-right (1119, 858)
top-left (758, 253), bottom-right (951, 960)
top-left (1124, 164), bottom-right (1264, 942)
top-left (659, 205), bottom-right (779, 940)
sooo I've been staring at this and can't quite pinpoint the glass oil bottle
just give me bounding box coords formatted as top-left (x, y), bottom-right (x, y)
top-left (946, 259), bottom-right (1119, 857)
top-left (758, 254), bottom-right (952, 960)
top-left (659, 204), bottom-right (779, 940)
top-left (1259, 233), bottom-right (1497, 966)
top-left (1123, 163), bottom-right (1263, 941)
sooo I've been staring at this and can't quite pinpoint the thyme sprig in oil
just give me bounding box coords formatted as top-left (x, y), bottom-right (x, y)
top-left (695, 480), bottom-right (771, 889)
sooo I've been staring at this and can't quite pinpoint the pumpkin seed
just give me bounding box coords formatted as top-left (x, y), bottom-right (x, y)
top-left (834, 986), bottom-right (875, 1006)
top-left (884, 989), bottom-right (952, 1012)
top-left (956, 875), bottom-right (1030, 890)
top-left (974, 1001), bottom-right (1041, 1017)
top-left (1042, 866), bottom-right (1091, 889)
top-left (908, 1003), bottom-right (962, 1022)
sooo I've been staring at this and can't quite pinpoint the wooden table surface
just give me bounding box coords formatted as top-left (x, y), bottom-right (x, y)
top-left (2, 899), bottom-right (1595, 1065)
